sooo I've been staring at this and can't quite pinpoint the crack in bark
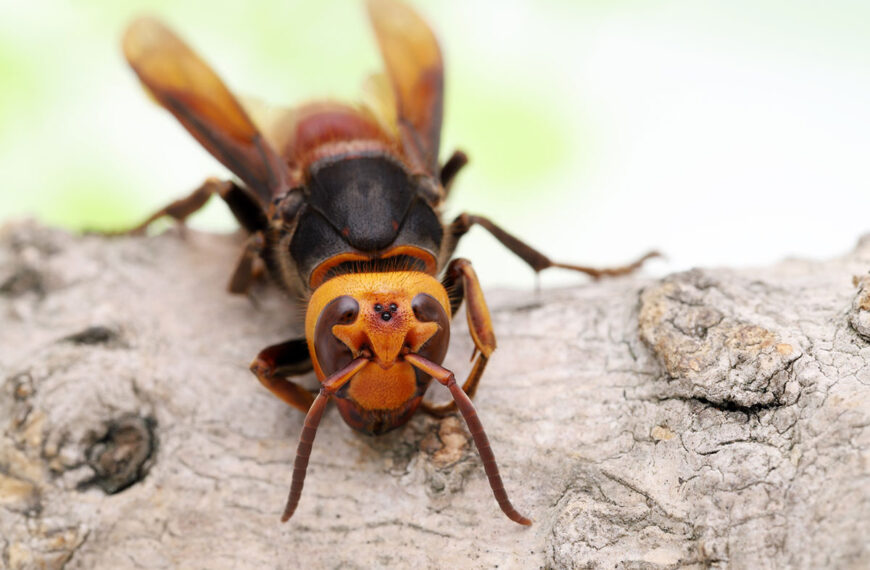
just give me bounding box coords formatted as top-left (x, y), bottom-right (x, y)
top-left (655, 394), bottom-right (785, 416)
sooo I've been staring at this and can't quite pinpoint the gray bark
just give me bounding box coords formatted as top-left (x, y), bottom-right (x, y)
top-left (1, 221), bottom-right (868, 569)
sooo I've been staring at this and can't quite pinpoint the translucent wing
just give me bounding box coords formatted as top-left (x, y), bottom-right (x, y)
top-left (360, 72), bottom-right (398, 138)
top-left (123, 18), bottom-right (289, 203)
top-left (367, 0), bottom-right (444, 175)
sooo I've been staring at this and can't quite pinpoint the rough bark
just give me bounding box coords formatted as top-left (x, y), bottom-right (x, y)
top-left (1, 221), bottom-right (868, 569)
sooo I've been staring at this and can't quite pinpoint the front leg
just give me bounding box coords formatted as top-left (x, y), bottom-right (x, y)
top-left (249, 338), bottom-right (316, 413)
top-left (422, 258), bottom-right (493, 416)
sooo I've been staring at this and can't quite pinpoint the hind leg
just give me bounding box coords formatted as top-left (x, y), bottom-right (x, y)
top-left (122, 178), bottom-right (268, 235)
top-left (443, 213), bottom-right (659, 279)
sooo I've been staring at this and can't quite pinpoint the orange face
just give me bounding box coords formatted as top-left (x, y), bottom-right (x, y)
top-left (305, 271), bottom-right (451, 434)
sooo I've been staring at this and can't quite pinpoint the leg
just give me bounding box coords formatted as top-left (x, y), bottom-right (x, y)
top-left (122, 178), bottom-right (268, 235)
top-left (440, 150), bottom-right (468, 196)
top-left (407, 353), bottom-right (532, 526)
top-left (227, 231), bottom-right (267, 294)
top-left (118, 178), bottom-right (270, 294)
top-left (249, 339), bottom-right (316, 413)
top-left (423, 258), bottom-right (493, 416)
top-left (445, 213), bottom-right (660, 279)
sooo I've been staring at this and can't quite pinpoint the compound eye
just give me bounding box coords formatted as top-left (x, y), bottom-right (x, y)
top-left (332, 296), bottom-right (359, 324)
top-left (314, 295), bottom-right (359, 375)
top-left (411, 293), bottom-right (450, 364)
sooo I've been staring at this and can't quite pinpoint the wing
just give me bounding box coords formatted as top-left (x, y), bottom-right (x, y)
top-left (366, 0), bottom-right (444, 176)
top-left (360, 72), bottom-right (398, 138)
top-left (123, 18), bottom-right (290, 204)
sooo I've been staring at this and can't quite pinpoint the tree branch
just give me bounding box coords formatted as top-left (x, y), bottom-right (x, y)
top-left (1, 221), bottom-right (868, 568)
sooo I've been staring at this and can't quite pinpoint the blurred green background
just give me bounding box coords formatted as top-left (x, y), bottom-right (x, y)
top-left (2, 0), bottom-right (870, 288)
